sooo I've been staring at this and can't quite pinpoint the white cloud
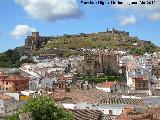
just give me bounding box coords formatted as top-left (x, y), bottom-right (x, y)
top-left (149, 12), bottom-right (160, 21)
top-left (113, 0), bottom-right (160, 22)
top-left (15, 0), bottom-right (82, 22)
top-left (11, 24), bottom-right (36, 39)
top-left (119, 15), bottom-right (137, 26)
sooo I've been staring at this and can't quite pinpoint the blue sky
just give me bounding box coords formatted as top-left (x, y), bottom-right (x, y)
top-left (0, 0), bottom-right (160, 52)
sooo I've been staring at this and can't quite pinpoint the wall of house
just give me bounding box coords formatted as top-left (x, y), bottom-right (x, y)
top-left (99, 104), bottom-right (124, 115)
top-left (1, 81), bottom-right (15, 92)
top-left (0, 99), bottom-right (4, 107)
top-left (0, 98), bottom-right (16, 113)
top-left (134, 80), bottom-right (148, 90)
top-left (152, 65), bottom-right (160, 79)
top-left (111, 84), bottom-right (130, 93)
top-left (3, 98), bottom-right (15, 106)
top-left (0, 106), bottom-right (5, 113)
top-left (5, 101), bottom-right (27, 113)
top-left (100, 108), bottom-right (123, 115)
top-left (143, 96), bottom-right (160, 107)
top-left (29, 80), bottom-right (39, 91)
top-left (95, 86), bottom-right (111, 92)
top-left (121, 95), bottom-right (141, 99)
top-left (4, 93), bottom-right (19, 101)
top-left (62, 103), bottom-right (75, 109)
top-left (127, 75), bottom-right (133, 88)
top-left (20, 65), bottom-right (39, 77)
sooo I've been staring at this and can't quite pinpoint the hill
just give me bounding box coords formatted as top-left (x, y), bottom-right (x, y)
top-left (0, 49), bottom-right (34, 68)
top-left (31, 28), bottom-right (160, 57)
top-left (0, 28), bottom-right (159, 68)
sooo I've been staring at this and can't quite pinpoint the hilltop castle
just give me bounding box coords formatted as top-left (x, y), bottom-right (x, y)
top-left (25, 32), bottom-right (54, 50)
top-left (25, 28), bottom-right (129, 51)
top-left (106, 28), bottom-right (129, 36)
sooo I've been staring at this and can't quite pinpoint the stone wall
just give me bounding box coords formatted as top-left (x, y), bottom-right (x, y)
top-left (77, 50), bottom-right (119, 76)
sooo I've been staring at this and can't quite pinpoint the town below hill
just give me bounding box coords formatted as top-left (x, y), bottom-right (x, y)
top-left (0, 28), bottom-right (160, 68)
top-left (0, 28), bottom-right (160, 120)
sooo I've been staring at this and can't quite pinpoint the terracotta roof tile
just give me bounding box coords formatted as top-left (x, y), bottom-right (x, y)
top-left (97, 82), bottom-right (115, 88)
top-left (3, 75), bottom-right (28, 81)
top-left (66, 109), bottom-right (103, 120)
top-left (0, 93), bottom-right (12, 100)
top-left (133, 77), bottom-right (145, 81)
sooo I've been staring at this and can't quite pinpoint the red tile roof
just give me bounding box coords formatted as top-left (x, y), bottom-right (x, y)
top-left (0, 93), bottom-right (12, 100)
top-left (97, 82), bottom-right (115, 88)
top-left (66, 109), bottom-right (103, 120)
top-left (3, 75), bottom-right (28, 81)
top-left (0, 72), bottom-right (9, 77)
top-left (133, 77), bottom-right (145, 81)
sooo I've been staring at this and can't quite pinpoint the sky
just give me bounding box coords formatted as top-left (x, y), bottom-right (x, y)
top-left (0, 0), bottom-right (160, 52)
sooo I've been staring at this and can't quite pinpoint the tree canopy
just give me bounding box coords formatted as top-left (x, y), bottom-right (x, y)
top-left (8, 96), bottom-right (74, 120)
top-left (0, 49), bottom-right (34, 68)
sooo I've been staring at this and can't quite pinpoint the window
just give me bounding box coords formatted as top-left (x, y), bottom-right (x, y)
top-left (6, 82), bottom-right (8, 85)
top-left (140, 83), bottom-right (143, 88)
top-left (109, 110), bottom-right (113, 115)
top-left (143, 83), bottom-right (145, 87)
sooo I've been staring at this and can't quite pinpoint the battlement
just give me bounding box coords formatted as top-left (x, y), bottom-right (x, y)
top-left (25, 32), bottom-right (54, 50)
top-left (107, 28), bottom-right (129, 36)
top-left (32, 32), bottom-right (39, 38)
top-left (24, 28), bottom-right (130, 51)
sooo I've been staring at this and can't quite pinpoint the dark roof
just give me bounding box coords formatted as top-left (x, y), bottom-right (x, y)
top-left (66, 109), bottom-right (103, 120)
top-left (100, 97), bottom-right (144, 105)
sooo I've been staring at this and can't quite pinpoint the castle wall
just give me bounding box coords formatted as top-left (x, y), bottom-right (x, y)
top-left (25, 32), bottom-right (54, 50)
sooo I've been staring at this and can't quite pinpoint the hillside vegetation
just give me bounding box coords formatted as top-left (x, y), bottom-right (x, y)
top-left (34, 32), bottom-right (160, 56)
top-left (0, 49), bottom-right (34, 68)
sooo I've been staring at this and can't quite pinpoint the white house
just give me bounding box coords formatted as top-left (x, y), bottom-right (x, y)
top-left (96, 82), bottom-right (130, 93)
top-left (96, 82), bottom-right (114, 92)
top-left (0, 94), bottom-right (16, 113)
top-left (99, 104), bottom-right (125, 115)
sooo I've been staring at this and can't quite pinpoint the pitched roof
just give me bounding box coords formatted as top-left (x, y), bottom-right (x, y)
top-left (100, 97), bottom-right (144, 105)
top-left (66, 109), bottom-right (103, 120)
top-left (0, 93), bottom-right (12, 100)
top-left (57, 98), bottom-right (75, 104)
top-left (133, 77), bottom-right (145, 81)
top-left (3, 75), bottom-right (28, 81)
top-left (97, 82), bottom-right (115, 88)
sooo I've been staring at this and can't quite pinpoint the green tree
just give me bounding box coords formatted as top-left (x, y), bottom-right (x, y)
top-left (8, 96), bottom-right (74, 120)
top-left (8, 112), bottom-right (20, 120)
top-left (0, 49), bottom-right (36, 68)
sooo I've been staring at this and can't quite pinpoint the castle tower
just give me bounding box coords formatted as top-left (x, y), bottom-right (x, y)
top-left (32, 32), bottom-right (39, 38)
top-left (112, 28), bottom-right (115, 34)
top-left (107, 28), bottom-right (109, 32)
top-left (30, 32), bottom-right (39, 50)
